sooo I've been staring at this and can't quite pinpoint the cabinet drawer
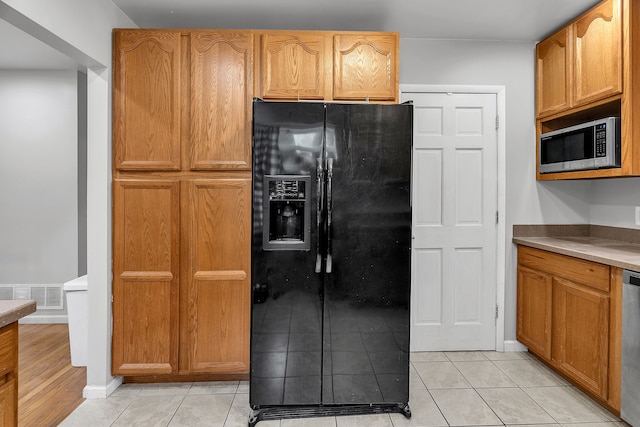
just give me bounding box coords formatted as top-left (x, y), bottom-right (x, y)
top-left (0, 323), bottom-right (17, 378)
top-left (518, 246), bottom-right (610, 292)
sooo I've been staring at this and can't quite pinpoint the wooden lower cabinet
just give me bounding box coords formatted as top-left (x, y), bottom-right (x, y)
top-left (516, 266), bottom-right (552, 358)
top-left (516, 245), bottom-right (622, 412)
top-left (112, 177), bottom-right (251, 378)
top-left (0, 323), bottom-right (17, 426)
top-left (112, 179), bottom-right (180, 376)
top-left (0, 378), bottom-right (16, 427)
top-left (552, 277), bottom-right (610, 398)
top-left (184, 179), bottom-right (251, 374)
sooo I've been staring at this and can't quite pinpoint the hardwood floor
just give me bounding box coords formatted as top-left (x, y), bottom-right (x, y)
top-left (18, 324), bottom-right (86, 427)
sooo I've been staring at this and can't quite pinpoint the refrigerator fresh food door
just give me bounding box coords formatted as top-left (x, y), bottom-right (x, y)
top-left (323, 103), bottom-right (412, 404)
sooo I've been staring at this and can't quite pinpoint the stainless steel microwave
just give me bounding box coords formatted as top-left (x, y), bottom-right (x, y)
top-left (539, 117), bottom-right (621, 174)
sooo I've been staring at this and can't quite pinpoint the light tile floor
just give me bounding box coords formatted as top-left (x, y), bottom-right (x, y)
top-left (59, 351), bottom-right (625, 427)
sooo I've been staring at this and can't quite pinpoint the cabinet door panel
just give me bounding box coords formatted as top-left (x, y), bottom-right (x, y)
top-left (573, 0), bottom-right (622, 106)
top-left (0, 378), bottom-right (16, 427)
top-left (553, 277), bottom-right (609, 399)
top-left (0, 324), bottom-right (17, 379)
top-left (187, 179), bottom-right (251, 373)
top-left (536, 27), bottom-right (572, 118)
top-left (112, 180), bottom-right (180, 375)
top-left (517, 266), bottom-right (552, 358)
top-left (113, 30), bottom-right (182, 171)
top-left (190, 31), bottom-right (253, 170)
top-left (260, 32), bottom-right (328, 100)
top-left (333, 33), bottom-right (398, 101)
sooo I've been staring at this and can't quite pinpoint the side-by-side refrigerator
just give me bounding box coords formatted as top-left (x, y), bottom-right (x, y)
top-left (249, 100), bottom-right (413, 426)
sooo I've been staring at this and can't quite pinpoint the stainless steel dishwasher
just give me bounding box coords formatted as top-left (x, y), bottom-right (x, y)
top-left (622, 269), bottom-right (640, 426)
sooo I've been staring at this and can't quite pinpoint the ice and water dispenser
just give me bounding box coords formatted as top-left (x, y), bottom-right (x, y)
top-left (263, 175), bottom-right (311, 250)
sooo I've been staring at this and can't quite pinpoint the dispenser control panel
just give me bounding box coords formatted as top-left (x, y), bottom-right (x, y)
top-left (268, 179), bottom-right (306, 201)
top-left (263, 175), bottom-right (311, 251)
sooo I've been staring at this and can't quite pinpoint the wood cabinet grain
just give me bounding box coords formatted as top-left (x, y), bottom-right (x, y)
top-left (113, 30), bottom-right (182, 171)
top-left (112, 179), bottom-right (180, 376)
top-left (536, 27), bottom-right (573, 118)
top-left (185, 178), bottom-right (251, 373)
top-left (333, 33), bottom-right (398, 101)
top-left (516, 265), bottom-right (552, 358)
top-left (0, 323), bottom-right (17, 426)
top-left (255, 30), bottom-right (398, 102)
top-left (257, 31), bottom-right (330, 100)
top-left (573, 0), bottom-right (622, 107)
top-left (189, 31), bottom-right (253, 170)
top-left (552, 276), bottom-right (610, 398)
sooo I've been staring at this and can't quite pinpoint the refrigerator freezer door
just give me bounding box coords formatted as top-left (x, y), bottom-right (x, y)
top-left (250, 102), bottom-right (325, 406)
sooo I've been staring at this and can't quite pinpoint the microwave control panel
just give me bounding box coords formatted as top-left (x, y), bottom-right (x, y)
top-left (595, 123), bottom-right (607, 158)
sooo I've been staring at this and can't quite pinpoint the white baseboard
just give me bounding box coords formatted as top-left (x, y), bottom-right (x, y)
top-left (503, 340), bottom-right (528, 352)
top-left (83, 377), bottom-right (123, 399)
top-left (19, 314), bottom-right (68, 324)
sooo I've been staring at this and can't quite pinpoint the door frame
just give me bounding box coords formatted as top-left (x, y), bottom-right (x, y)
top-left (400, 84), bottom-right (507, 351)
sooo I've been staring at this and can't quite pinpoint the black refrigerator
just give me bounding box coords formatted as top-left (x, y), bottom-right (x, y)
top-left (249, 100), bottom-right (412, 426)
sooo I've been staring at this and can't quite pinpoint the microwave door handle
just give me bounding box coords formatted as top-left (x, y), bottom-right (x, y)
top-left (315, 157), bottom-right (324, 274)
top-left (325, 157), bottom-right (333, 274)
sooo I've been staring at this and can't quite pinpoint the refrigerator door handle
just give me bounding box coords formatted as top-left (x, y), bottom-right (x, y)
top-left (315, 157), bottom-right (324, 273)
top-left (326, 157), bottom-right (333, 274)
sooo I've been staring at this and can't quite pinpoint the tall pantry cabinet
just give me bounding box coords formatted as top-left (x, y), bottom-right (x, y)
top-left (112, 29), bottom-right (252, 378)
top-left (112, 28), bottom-right (399, 380)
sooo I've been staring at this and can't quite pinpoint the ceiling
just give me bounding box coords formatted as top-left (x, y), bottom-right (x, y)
top-left (110, 0), bottom-right (601, 40)
top-left (1, 0), bottom-right (601, 70)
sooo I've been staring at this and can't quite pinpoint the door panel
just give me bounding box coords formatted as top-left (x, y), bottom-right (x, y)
top-left (573, 0), bottom-right (621, 106)
top-left (517, 265), bottom-right (553, 358)
top-left (404, 92), bottom-right (498, 351)
top-left (259, 32), bottom-right (329, 100)
top-left (190, 31), bottom-right (253, 170)
top-left (553, 277), bottom-right (610, 398)
top-left (112, 179), bottom-right (180, 375)
top-left (187, 178), bottom-right (251, 373)
top-left (113, 30), bottom-right (182, 171)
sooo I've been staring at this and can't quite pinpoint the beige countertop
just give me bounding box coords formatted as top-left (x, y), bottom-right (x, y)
top-left (0, 300), bottom-right (36, 328)
top-left (513, 224), bottom-right (640, 272)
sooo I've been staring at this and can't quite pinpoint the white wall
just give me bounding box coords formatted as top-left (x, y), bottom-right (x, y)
top-left (0, 0), bottom-right (135, 397)
top-left (0, 70), bottom-right (78, 283)
top-left (591, 178), bottom-right (640, 228)
top-left (399, 38), bottom-right (592, 341)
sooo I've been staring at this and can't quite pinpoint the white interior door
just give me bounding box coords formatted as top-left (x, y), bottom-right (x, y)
top-left (403, 91), bottom-right (498, 351)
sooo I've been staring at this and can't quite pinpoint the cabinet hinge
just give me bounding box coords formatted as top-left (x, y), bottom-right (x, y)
top-left (496, 210), bottom-right (499, 224)
top-left (495, 305), bottom-right (499, 319)
top-left (495, 115), bottom-right (499, 130)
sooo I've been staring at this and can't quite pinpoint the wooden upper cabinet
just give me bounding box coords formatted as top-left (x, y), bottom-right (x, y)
top-left (190, 31), bottom-right (253, 170)
top-left (536, 27), bottom-right (573, 118)
top-left (573, 0), bottom-right (622, 107)
top-left (113, 30), bottom-right (182, 171)
top-left (333, 33), bottom-right (398, 102)
top-left (535, 0), bottom-right (621, 119)
top-left (258, 31), bottom-right (330, 100)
